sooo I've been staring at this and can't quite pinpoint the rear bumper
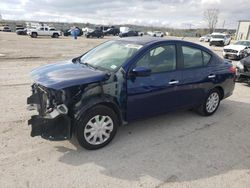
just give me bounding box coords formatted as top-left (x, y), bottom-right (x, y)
top-left (27, 86), bottom-right (71, 141)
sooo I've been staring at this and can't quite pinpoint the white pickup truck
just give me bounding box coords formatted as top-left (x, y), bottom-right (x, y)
top-left (27, 26), bottom-right (61, 38)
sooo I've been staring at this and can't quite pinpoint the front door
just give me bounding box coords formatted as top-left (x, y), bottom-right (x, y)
top-left (126, 44), bottom-right (182, 121)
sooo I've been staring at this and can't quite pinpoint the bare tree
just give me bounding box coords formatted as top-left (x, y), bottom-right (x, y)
top-left (204, 9), bottom-right (219, 33)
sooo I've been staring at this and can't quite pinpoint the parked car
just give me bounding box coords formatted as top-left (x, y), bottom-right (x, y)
top-left (199, 34), bottom-right (211, 42)
top-left (119, 30), bottom-right (139, 37)
top-left (27, 37), bottom-right (236, 150)
top-left (63, 27), bottom-right (83, 36)
top-left (209, 33), bottom-right (231, 46)
top-left (148, 31), bottom-right (164, 37)
top-left (103, 28), bottom-right (120, 36)
top-left (27, 26), bottom-right (61, 38)
top-left (16, 27), bottom-right (27, 35)
top-left (223, 40), bottom-right (250, 60)
top-left (236, 55), bottom-right (250, 83)
top-left (85, 29), bottom-right (104, 38)
top-left (0, 26), bottom-right (11, 32)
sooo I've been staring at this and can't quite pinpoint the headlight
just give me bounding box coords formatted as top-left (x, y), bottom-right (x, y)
top-left (236, 61), bottom-right (244, 70)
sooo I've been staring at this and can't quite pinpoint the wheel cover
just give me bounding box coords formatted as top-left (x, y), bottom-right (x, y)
top-left (206, 92), bottom-right (219, 113)
top-left (84, 115), bottom-right (113, 145)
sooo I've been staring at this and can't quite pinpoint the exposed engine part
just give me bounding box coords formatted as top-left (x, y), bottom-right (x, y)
top-left (47, 104), bottom-right (68, 118)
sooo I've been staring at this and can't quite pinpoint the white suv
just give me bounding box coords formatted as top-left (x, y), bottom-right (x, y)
top-left (209, 33), bottom-right (231, 46)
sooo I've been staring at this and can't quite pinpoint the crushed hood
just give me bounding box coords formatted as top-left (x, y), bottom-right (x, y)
top-left (224, 44), bottom-right (247, 51)
top-left (30, 61), bottom-right (109, 90)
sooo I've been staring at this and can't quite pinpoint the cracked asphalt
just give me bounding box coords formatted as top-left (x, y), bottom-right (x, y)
top-left (0, 32), bottom-right (250, 188)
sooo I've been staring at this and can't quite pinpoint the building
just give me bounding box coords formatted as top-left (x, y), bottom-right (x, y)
top-left (236, 20), bottom-right (250, 40)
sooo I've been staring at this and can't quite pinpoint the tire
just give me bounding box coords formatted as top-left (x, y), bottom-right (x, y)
top-left (75, 105), bottom-right (119, 150)
top-left (196, 88), bottom-right (221, 116)
top-left (31, 32), bottom-right (37, 38)
top-left (52, 33), bottom-right (59, 38)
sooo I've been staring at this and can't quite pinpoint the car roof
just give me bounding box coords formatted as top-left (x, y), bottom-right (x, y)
top-left (117, 37), bottom-right (170, 45)
top-left (117, 37), bottom-right (192, 45)
top-left (116, 37), bottom-right (214, 53)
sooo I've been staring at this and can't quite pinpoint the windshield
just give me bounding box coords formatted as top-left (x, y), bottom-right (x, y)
top-left (212, 35), bottom-right (225, 39)
top-left (80, 41), bottom-right (142, 71)
top-left (234, 41), bottom-right (250, 46)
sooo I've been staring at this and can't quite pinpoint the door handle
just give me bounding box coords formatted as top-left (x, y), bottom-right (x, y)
top-left (169, 80), bottom-right (179, 85)
top-left (208, 74), bottom-right (216, 78)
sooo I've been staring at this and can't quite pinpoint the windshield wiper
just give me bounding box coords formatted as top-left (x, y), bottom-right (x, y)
top-left (82, 62), bottom-right (97, 69)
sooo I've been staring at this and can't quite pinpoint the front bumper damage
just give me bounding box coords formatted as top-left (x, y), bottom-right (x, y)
top-left (27, 85), bottom-right (71, 141)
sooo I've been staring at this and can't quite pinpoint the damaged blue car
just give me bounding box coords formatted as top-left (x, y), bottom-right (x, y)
top-left (27, 37), bottom-right (235, 150)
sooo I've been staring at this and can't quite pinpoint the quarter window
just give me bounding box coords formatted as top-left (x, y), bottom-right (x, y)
top-left (136, 45), bottom-right (176, 73)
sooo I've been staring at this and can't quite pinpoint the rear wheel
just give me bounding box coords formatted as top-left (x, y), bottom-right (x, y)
top-left (75, 105), bottom-right (119, 150)
top-left (31, 32), bottom-right (37, 38)
top-left (196, 89), bottom-right (221, 116)
top-left (52, 33), bottom-right (59, 38)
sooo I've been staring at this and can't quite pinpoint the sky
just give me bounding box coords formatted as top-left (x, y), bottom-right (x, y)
top-left (0, 0), bottom-right (249, 29)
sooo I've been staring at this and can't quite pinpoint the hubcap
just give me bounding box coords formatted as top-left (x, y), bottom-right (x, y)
top-left (84, 115), bottom-right (113, 145)
top-left (206, 92), bottom-right (219, 113)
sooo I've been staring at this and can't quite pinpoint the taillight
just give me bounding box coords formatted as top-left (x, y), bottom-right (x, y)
top-left (229, 66), bottom-right (236, 74)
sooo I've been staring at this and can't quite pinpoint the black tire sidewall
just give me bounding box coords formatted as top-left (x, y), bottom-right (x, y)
top-left (75, 105), bottom-right (118, 150)
top-left (202, 89), bottom-right (221, 116)
top-left (53, 33), bottom-right (59, 38)
top-left (31, 33), bottom-right (37, 38)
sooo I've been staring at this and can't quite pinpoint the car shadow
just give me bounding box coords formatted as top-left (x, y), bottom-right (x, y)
top-left (54, 99), bottom-right (250, 184)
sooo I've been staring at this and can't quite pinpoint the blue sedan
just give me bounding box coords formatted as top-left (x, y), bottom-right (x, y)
top-left (27, 37), bottom-right (236, 149)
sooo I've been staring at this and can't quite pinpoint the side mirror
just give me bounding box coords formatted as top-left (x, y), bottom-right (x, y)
top-left (131, 66), bottom-right (151, 77)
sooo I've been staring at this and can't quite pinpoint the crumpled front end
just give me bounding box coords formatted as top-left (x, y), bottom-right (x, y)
top-left (27, 84), bottom-right (71, 141)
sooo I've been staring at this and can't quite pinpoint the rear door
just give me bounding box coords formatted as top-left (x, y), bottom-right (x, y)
top-left (126, 43), bottom-right (182, 121)
top-left (38, 27), bottom-right (45, 36)
top-left (178, 45), bottom-right (212, 108)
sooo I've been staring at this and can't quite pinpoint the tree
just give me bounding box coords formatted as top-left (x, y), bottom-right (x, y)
top-left (204, 9), bottom-right (219, 33)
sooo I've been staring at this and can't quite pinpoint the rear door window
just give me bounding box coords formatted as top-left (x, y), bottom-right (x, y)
top-left (203, 51), bottom-right (211, 65)
top-left (182, 46), bottom-right (211, 68)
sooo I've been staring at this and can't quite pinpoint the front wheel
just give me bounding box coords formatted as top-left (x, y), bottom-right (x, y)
top-left (196, 89), bottom-right (221, 116)
top-left (75, 105), bottom-right (119, 150)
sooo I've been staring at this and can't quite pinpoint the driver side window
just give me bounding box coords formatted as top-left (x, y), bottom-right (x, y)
top-left (136, 45), bottom-right (176, 73)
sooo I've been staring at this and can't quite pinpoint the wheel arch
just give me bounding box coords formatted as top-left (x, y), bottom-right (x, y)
top-left (214, 86), bottom-right (224, 99)
top-left (74, 95), bottom-right (123, 127)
